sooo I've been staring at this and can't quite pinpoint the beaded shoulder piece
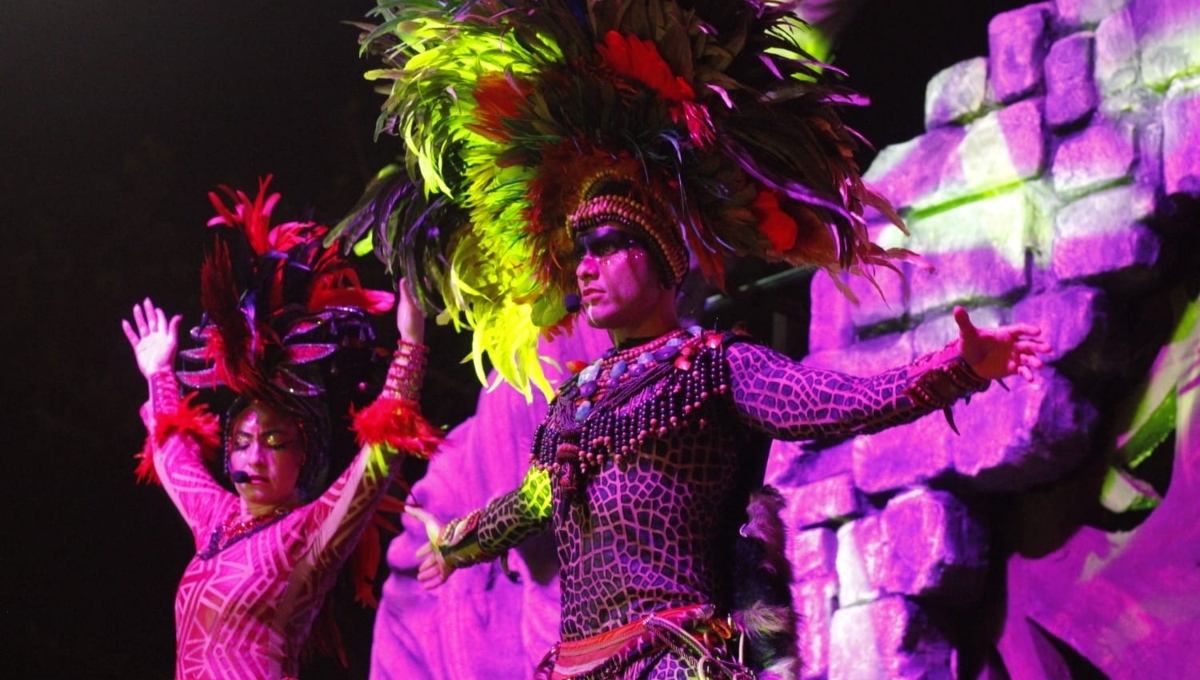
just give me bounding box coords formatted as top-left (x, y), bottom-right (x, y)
top-left (532, 327), bottom-right (734, 498)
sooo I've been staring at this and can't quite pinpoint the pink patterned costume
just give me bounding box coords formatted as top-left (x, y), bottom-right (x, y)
top-left (126, 176), bottom-right (439, 679)
top-left (144, 408), bottom-right (406, 680)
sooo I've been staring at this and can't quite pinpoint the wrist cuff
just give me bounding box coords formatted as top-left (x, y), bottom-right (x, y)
top-left (907, 355), bottom-right (990, 410)
top-left (150, 370), bottom-right (181, 417)
top-left (382, 340), bottom-right (428, 401)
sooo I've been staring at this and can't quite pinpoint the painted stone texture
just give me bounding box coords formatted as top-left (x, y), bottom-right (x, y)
top-left (790, 0), bottom-right (1200, 677)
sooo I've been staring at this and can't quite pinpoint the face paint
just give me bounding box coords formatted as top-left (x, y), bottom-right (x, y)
top-left (570, 228), bottom-right (645, 268)
top-left (573, 225), bottom-right (674, 335)
top-left (228, 402), bottom-right (305, 511)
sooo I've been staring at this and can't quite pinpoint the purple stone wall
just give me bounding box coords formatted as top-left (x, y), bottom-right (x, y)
top-left (787, 0), bottom-right (1200, 677)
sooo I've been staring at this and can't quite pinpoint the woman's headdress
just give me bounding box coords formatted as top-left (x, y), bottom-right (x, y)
top-left (178, 176), bottom-right (394, 495)
top-left (332, 0), bottom-right (911, 398)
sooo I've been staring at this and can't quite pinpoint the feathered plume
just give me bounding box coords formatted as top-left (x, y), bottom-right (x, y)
top-left (732, 486), bottom-right (799, 678)
top-left (330, 0), bottom-right (914, 399)
top-left (179, 176), bottom-right (394, 402)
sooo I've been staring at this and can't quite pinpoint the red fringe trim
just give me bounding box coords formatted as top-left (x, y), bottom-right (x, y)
top-left (135, 393), bottom-right (221, 485)
top-left (350, 398), bottom-right (442, 459)
top-left (348, 399), bottom-right (439, 608)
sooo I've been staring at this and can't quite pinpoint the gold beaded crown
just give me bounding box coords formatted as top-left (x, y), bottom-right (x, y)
top-left (332, 0), bottom-right (913, 399)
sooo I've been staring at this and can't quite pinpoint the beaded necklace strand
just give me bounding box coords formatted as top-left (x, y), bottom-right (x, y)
top-left (571, 328), bottom-right (694, 421)
top-left (534, 327), bottom-right (730, 499)
top-left (198, 506), bottom-right (293, 559)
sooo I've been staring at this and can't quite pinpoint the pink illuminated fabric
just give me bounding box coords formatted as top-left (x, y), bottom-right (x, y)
top-left (371, 326), bottom-right (612, 680)
top-left (146, 411), bottom-right (403, 680)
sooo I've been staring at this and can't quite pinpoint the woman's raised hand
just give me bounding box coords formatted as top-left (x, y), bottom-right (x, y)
top-left (954, 306), bottom-right (1052, 382)
top-left (122, 298), bottom-right (182, 378)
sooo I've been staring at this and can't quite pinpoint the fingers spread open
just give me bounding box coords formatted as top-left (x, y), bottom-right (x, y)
top-left (122, 319), bottom-right (139, 347)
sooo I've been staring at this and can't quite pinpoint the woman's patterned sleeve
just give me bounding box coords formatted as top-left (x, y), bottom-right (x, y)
top-left (305, 344), bottom-right (444, 572)
top-left (476, 465), bottom-right (553, 554)
top-left (304, 442), bottom-right (407, 574)
top-left (726, 340), bottom-right (989, 441)
top-left (144, 407), bottom-right (229, 550)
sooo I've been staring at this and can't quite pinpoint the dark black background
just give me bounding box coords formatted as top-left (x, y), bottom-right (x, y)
top-left (1, 1), bottom-right (1025, 677)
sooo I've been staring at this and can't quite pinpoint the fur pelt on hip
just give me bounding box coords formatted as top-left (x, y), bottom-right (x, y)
top-left (731, 486), bottom-right (799, 680)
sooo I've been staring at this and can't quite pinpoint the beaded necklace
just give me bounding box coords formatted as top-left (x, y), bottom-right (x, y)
top-left (571, 328), bottom-right (692, 421)
top-left (533, 327), bottom-right (730, 499)
top-left (198, 506), bottom-right (293, 559)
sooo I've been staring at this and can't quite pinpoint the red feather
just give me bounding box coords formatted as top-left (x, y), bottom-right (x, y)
top-left (199, 241), bottom-right (261, 391)
top-left (596, 31), bottom-right (694, 102)
top-left (680, 205), bottom-right (728, 291)
top-left (467, 73), bottom-right (530, 143)
top-left (749, 189), bottom-right (799, 253)
top-left (269, 221), bottom-right (327, 254)
top-left (135, 394), bottom-right (221, 484)
top-left (350, 398), bottom-right (442, 459)
top-left (309, 266), bottom-right (395, 314)
top-left (207, 175), bottom-right (278, 254)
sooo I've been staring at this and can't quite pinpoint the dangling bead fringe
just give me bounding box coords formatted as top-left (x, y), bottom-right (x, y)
top-left (533, 328), bottom-right (731, 498)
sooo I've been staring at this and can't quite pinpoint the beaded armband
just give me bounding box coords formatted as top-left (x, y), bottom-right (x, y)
top-left (150, 370), bottom-right (182, 417)
top-left (435, 509), bottom-right (500, 569)
top-left (906, 356), bottom-right (990, 410)
top-left (381, 340), bottom-right (428, 402)
top-left (350, 340), bottom-right (441, 457)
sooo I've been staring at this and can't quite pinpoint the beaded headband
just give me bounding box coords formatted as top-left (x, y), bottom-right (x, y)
top-left (567, 171), bottom-right (690, 287)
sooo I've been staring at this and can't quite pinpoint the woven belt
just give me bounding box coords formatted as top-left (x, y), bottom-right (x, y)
top-left (547, 604), bottom-right (742, 679)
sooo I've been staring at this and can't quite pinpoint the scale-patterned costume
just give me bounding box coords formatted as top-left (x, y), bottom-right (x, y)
top-left (439, 328), bottom-right (988, 678)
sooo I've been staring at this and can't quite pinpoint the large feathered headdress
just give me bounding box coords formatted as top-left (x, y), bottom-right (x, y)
top-left (331, 0), bottom-right (911, 398)
top-left (180, 175), bottom-right (394, 406)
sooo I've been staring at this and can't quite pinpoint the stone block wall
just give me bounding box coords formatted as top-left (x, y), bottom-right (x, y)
top-left (767, 1), bottom-right (1200, 677)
